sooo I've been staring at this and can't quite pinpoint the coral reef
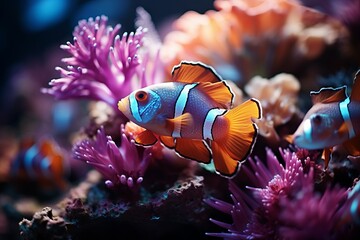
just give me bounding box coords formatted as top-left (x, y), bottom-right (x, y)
top-left (19, 207), bottom-right (69, 240)
top-left (2, 0), bottom-right (360, 239)
top-left (73, 126), bottom-right (152, 190)
top-left (20, 175), bottom-right (214, 239)
top-left (245, 73), bottom-right (303, 145)
top-left (205, 149), bottom-right (359, 239)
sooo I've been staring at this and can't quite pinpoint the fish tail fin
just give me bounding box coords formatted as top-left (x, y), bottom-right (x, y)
top-left (212, 98), bottom-right (261, 177)
top-left (222, 98), bottom-right (261, 160)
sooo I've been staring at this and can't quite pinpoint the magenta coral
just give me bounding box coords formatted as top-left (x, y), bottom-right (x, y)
top-left (73, 126), bottom-right (152, 189)
top-left (206, 148), bottom-right (350, 239)
top-left (43, 15), bottom-right (163, 112)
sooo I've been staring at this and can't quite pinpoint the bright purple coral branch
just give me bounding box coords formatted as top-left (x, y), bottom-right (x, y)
top-left (73, 126), bottom-right (152, 189)
top-left (206, 148), bottom-right (350, 239)
top-left (43, 15), bottom-right (163, 111)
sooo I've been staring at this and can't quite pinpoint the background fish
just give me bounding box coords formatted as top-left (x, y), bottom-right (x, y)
top-left (118, 61), bottom-right (262, 177)
top-left (292, 70), bottom-right (360, 165)
top-left (10, 138), bottom-right (68, 190)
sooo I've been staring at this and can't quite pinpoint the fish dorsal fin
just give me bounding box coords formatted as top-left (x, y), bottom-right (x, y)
top-left (20, 138), bottom-right (36, 149)
top-left (196, 81), bottom-right (234, 108)
top-left (171, 61), bottom-right (222, 84)
top-left (351, 70), bottom-right (360, 101)
top-left (310, 86), bottom-right (347, 104)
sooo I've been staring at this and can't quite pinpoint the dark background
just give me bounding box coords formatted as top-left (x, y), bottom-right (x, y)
top-left (0, 0), bottom-right (214, 101)
top-left (0, 0), bottom-right (215, 131)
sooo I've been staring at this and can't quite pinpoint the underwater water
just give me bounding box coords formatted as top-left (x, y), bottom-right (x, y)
top-left (1, 0), bottom-right (360, 239)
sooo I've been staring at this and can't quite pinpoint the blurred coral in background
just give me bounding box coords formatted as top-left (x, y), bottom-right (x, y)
top-left (162, 0), bottom-right (351, 89)
top-left (1, 0), bottom-right (360, 239)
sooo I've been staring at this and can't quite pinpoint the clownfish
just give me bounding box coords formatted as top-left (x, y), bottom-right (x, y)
top-left (10, 138), bottom-right (68, 189)
top-left (292, 70), bottom-right (360, 166)
top-left (118, 61), bottom-right (262, 177)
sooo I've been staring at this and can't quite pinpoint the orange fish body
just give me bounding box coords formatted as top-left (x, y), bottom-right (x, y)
top-left (293, 70), bottom-right (360, 165)
top-left (118, 61), bottom-right (262, 177)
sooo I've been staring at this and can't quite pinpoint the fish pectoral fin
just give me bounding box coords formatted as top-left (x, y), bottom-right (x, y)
top-left (310, 86), bottom-right (347, 104)
top-left (196, 82), bottom-right (234, 109)
top-left (211, 141), bottom-right (240, 177)
top-left (338, 122), bottom-right (350, 138)
top-left (174, 138), bottom-right (212, 164)
top-left (171, 61), bottom-right (222, 84)
top-left (166, 112), bottom-right (193, 133)
top-left (134, 129), bottom-right (158, 146)
top-left (220, 98), bottom-right (261, 160)
top-left (159, 136), bottom-right (176, 148)
top-left (322, 148), bottom-right (332, 169)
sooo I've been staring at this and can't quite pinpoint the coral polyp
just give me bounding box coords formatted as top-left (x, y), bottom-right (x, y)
top-left (73, 126), bottom-right (152, 190)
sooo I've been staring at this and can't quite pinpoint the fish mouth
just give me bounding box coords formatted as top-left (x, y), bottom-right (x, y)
top-left (293, 134), bottom-right (322, 150)
top-left (117, 99), bottom-right (127, 113)
top-left (293, 134), bottom-right (310, 149)
top-left (293, 135), bottom-right (302, 146)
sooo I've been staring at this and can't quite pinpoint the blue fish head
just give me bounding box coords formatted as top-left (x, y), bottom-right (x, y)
top-left (293, 112), bottom-right (338, 149)
top-left (123, 88), bottom-right (162, 124)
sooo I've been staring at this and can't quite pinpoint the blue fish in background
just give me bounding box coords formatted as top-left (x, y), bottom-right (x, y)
top-left (10, 138), bottom-right (68, 190)
top-left (292, 70), bottom-right (360, 166)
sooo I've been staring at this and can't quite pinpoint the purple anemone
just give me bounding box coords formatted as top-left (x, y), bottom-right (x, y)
top-left (206, 148), bottom-right (350, 239)
top-left (42, 15), bottom-right (163, 112)
top-left (73, 126), bottom-right (152, 189)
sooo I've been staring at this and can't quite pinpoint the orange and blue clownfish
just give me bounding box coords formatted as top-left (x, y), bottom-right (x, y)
top-left (292, 70), bottom-right (360, 166)
top-left (10, 138), bottom-right (68, 189)
top-left (118, 61), bottom-right (262, 177)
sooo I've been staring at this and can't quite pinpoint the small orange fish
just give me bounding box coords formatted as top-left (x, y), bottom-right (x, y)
top-left (292, 70), bottom-right (360, 166)
top-left (118, 61), bottom-right (262, 177)
top-left (10, 138), bottom-right (68, 189)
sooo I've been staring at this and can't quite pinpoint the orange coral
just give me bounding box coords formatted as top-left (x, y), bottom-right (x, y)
top-left (245, 73), bottom-right (301, 142)
top-left (162, 0), bottom-right (348, 86)
top-left (245, 73), bottom-right (300, 126)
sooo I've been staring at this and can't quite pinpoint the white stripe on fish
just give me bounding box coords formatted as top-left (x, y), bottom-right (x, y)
top-left (130, 93), bottom-right (142, 122)
top-left (172, 83), bottom-right (198, 137)
top-left (24, 145), bottom-right (38, 179)
top-left (339, 97), bottom-right (356, 138)
top-left (203, 108), bottom-right (226, 140)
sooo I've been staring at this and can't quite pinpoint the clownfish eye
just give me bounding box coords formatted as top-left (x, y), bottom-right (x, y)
top-left (135, 90), bottom-right (148, 102)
